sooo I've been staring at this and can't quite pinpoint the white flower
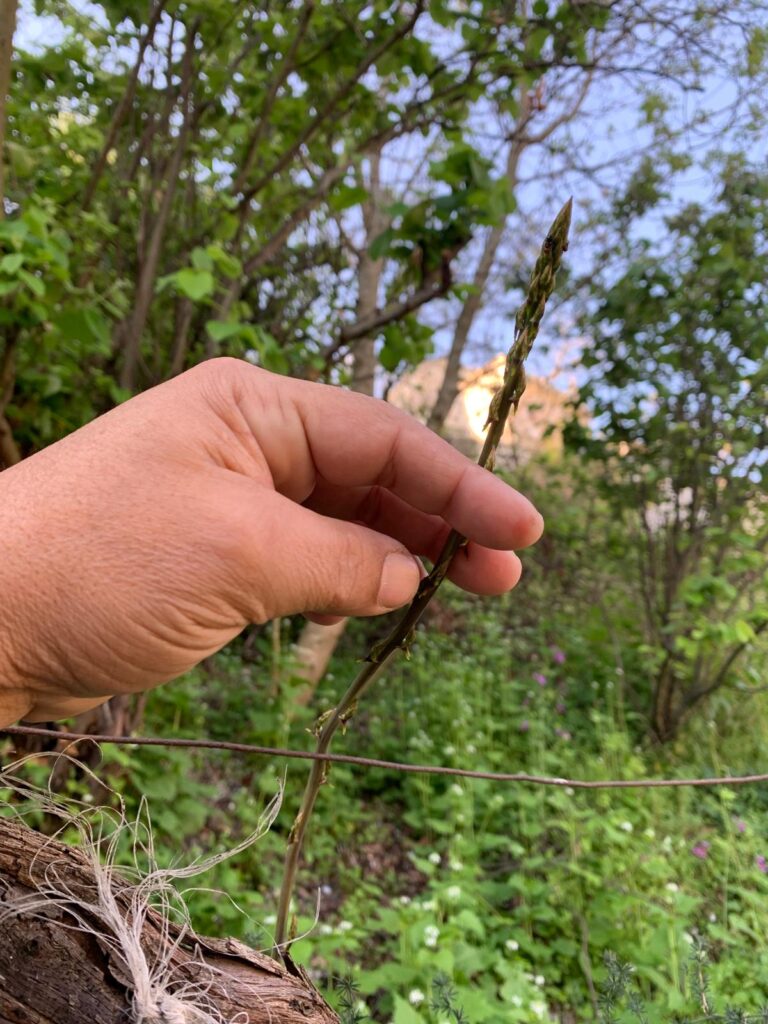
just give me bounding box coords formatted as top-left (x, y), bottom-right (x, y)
top-left (535, 974), bottom-right (545, 986)
top-left (444, 744), bottom-right (456, 756)
top-left (319, 923), bottom-right (333, 936)
top-left (399, 895), bottom-right (411, 905)
top-left (666, 882), bottom-right (680, 893)
top-left (264, 914), bottom-right (277, 926)
top-left (683, 932), bottom-right (694, 944)
top-left (450, 784), bottom-right (464, 797)
top-left (530, 1000), bottom-right (548, 1018)
top-left (620, 821), bottom-right (633, 833)
top-left (428, 851), bottom-right (442, 865)
top-left (446, 885), bottom-right (462, 901)
top-left (408, 990), bottom-right (425, 1006)
top-left (339, 920), bottom-right (353, 932)
top-left (505, 939), bottom-right (519, 952)
top-left (644, 828), bottom-right (656, 839)
top-left (424, 924), bottom-right (440, 947)
top-left (449, 858), bottom-right (464, 872)
top-left (564, 786), bottom-right (575, 796)
top-left (466, 743), bottom-right (477, 754)
top-left (662, 835), bottom-right (674, 852)
top-left (709, 912), bottom-right (717, 922)
top-left (511, 995), bottom-right (523, 1008)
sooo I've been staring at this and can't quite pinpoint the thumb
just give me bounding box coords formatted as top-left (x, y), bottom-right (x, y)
top-left (239, 489), bottom-right (423, 620)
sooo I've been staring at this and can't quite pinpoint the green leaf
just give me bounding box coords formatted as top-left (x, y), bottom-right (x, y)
top-left (0, 253), bottom-right (24, 274)
top-left (369, 228), bottom-right (396, 261)
top-left (456, 908), bottom-right (486, 938)
top-left (392, 996), bottom-right (426, 1024)
top-left (175, 268), bottom-right (215, 301)
top-left (207, 245), bottom-right (241, 278)
top-left (205, 319), bottom-right (242, 343)
top-left (330, 184), bottom-right (369, 211)
top-left (18, 269), bottom-right (46, 297)
top-left (191, 247), bottom-right (214, 271)
top-left (57, 308), bottom-right (111, 350)
top-left (733, 620), bottom-right (756, 644)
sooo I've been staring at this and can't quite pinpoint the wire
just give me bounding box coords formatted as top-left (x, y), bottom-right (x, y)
top-left (3, 724), bottom-right (768, 790)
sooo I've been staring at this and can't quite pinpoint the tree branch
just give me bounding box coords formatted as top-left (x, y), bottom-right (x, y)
top-left (82, 0), bottom-right (167, 211)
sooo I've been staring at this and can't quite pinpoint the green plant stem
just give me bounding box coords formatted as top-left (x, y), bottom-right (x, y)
top-left (273, 198), bottom-right (573, 956)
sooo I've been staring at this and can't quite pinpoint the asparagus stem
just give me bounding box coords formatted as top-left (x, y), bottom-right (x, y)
top-left (274, 198), bottom-right (573, 955)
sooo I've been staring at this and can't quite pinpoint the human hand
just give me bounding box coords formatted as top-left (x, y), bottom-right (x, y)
top-left (0, 358), bottom-right (542, 725)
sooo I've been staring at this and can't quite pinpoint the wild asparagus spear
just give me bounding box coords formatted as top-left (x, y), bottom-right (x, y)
top-left (274, 198), bottom-right (573, 955)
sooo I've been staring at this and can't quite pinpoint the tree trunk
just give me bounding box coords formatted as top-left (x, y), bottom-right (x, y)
top-left (427, 93), bottom-right (531, 433)
top-left (0, 816), bottom-right (338, 1024)
top-left (118, 22), bottom-right (197, 392)
top-left (291, 618), bottom-right (349, 706)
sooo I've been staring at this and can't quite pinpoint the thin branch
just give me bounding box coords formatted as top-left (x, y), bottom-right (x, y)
top-left (230, 1), bottom-right (315, 197)
top-left (236, 0), bottom-right (425, 209)
top-left (6, 724), bottom-right (768, 790)
top-left (82, 0), bottom-right (167, 211)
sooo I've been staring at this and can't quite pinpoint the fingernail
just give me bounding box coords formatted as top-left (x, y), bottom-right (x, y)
top-left (379, 553), bottom-right (421, 609)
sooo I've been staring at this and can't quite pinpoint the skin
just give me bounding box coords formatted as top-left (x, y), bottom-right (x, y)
top-left (0, 358), bottom-right (543, 726)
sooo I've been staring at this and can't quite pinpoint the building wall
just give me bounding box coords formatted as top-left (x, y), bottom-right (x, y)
top-left (389, 356), bottom-right (576, 467)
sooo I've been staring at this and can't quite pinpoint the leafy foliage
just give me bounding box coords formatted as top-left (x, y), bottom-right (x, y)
top-left (571, 156), bottom-right (768, 738)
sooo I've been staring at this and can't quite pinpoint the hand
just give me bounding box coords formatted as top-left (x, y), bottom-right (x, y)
top-left (0, 358), bottom-right (542, 725)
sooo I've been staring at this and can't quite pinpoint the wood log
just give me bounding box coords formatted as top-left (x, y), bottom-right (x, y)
top-left (0, 817), bottom-right (338, 1024)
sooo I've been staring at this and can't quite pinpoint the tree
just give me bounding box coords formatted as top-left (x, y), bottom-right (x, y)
top-left (570, 155), bottom-right (768, 740)
top-left (1, 0), bottom-right (614, 463)
top-left (425, 0), bottom-right (768, 434)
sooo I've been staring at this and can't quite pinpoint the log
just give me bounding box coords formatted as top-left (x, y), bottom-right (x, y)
top-left (0, 817), bottom-right (338, 1024)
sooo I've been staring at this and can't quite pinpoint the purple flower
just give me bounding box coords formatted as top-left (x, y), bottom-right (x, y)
top-left (519, 720), bottom-right (530, 733)
top-left (555, 727), bottom-right (572, 741)
top-left (692, 841), bottom-right (710, 860)
top-left (551, 647), bottom-right (566, 665)
top-left (534, 672), bottom-right (547, 686)
top-left (756, 855), bottom-right (767, 874)
top-left (556, 701), bottom-right (567, 715)
top-left (734, 818), bottom-right (747, 834)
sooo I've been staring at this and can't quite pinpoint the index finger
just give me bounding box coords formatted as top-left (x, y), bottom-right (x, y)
top-left (287, 377), bottom-right (543, 551)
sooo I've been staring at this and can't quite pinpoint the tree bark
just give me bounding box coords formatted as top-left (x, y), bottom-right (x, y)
top-left (81, 0), bottom-right (167, 212)
top-left (427, 93), bottom-right (531, 433)
top-left (350, 148), bottom-right (387, 398)
top-left (0, 817), bottom-right (338, 1024)
top-left (118, 21), bottom-right (198, 392)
